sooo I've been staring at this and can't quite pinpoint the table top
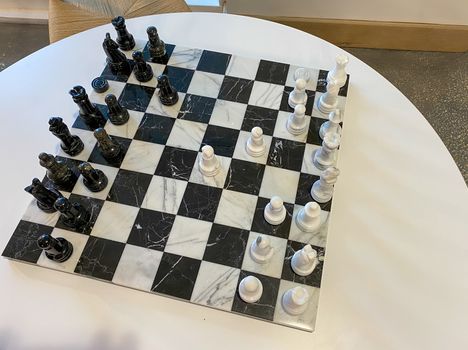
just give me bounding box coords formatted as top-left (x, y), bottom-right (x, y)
top-left (0, 13), bottom-right (467, 350)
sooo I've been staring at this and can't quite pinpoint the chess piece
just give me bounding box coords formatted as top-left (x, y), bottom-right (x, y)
top-left (157, 74), bottom-right (179, 106)
top-left (311, 166), bottom-right (340, 203)
top-left (111, 16), bottom-right (135, 51)
top-left (37, 233), bottom-right (73, 263)
top-left (91, 77), bottom-right (109, 93)
top-left (102, 33), bottom-right (131, 75)
top-left (282, 286), bottom-right (310, 315)
top-left (288, 78), bottom-right (307, 108)
top-left (132, 51), bottom-right (153, 82)
top-left (105, 94), bottom-right (129, 125)
top-left (245, 126), bottom-right (266, 157)
top-left (199, 145), bottom-right (220, 177)
top-left (48, 117), bottom-right (84, 156)
top-left (319, 109), bottom-right (342, 140)
top-left (39, 153), bottom-right (76, 187)
top-left (93, 128), bottom-right (121, 159)
top-left (318, 79), bottom-right (339, 114)
top-left (286, 104), bottom-right (307, 135)
top-left (327, 55), bottom-right (349, 88)
top-left (78, 162), bottom-right (108, 192)
top-left (264, 196), bottom-right (287, 225)
top-left (54, 197), bottom-right (90, 230)
top-left (69, 86), bottom-right (106, 129)
top-left (293, 67), bottom-right (311, 83)
top-left (24, 178), bottom-right (63, 213)
top-left (313, 133), bottom-right (341, 170)
top-left (295, 202), bottom-right (322, 233)
top-left (238, 275), bottom-right (263, 303)
top-left (147, 26), bottom-right (166, 59)
top-left (291, 244), bottom-right (318, 276)
top-left (250, 235), bottom-right (274, 264)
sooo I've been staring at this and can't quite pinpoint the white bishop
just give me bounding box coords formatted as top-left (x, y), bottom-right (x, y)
top-left (250, 235), bottom-right (274, 264)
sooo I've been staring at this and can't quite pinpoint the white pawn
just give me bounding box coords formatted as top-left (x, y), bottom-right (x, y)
top-left (250, 235), bottom-right (274, 264)
top-left (264, 196), bottom-right (287, 225)
top-left (318, 79), bottom-right (339, 115)
top-left (286, 104), bottom-right (307, 135)
top-left (319, 109), bottom-right (342, 140)
top-left (282, 286), bottom-right (310, 316)
top-left (293, 67), bottom-right (311, 83)
top-left (246, 126), bottom-right (266, 157)
top-left (313, 133), bottom-right (340, 170)
top-left (291, 244), bottom-right (318, 276)
top-left (199, 145), bottom-right (220, 176)
top-left (295, 202), bottom-right (322, 233)
top-left (327, 54), bottom-right (349, 88)
top-left (238, 275), bottom-right (263, 303)
top-left (311, 166), bottom-right (340, 203)
top-left (288, 78), bottom-right (307, 108)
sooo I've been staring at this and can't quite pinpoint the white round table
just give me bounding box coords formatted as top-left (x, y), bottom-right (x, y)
top-left (0, 13), bottom-right (467, 350)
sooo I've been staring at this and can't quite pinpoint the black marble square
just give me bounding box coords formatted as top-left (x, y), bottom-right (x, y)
top-left (241, 105), bottom-right (279, 136)
top-left (177, 183), bottom-right (222, 222)
top-left (87, 135), bottom-right (131, 168)
top-left (267, 137), bottom-right (306, 172)
top-left (251, 197), bottom-right (294, 239)
top-left (307, 116), bottom-right (325, 146)
top-left (201, 124), bottom-right (239, 157)
top-left (316, 70), bottom-right (349, 97)
top-left (41, 156), bottom-right (81, 193)
top-left (71, 104), bottom-right (108, 131)
top-left (134, 113), bottom-right (175, 145)
top-left (279, 86), bottom-right (315, 115)
top-left (218, 76), bottom-right (254, 104)
top-left (2, 220), bottom-right (53, 263)
top-left (224, 159), bottom-right (265, 195)
top-left (202, 224), bottom-right (249, 268)
top-left (281, 241), bottom-right (324, 288)
top-left (162, 66), bottom-right (194, 93)
top-left (255, 60), bottom-right (289, 85)
top-left (231, 270), bottom-right (280, 321)
top-left (118, 83), bottom-right (155, 112)
top-left (100, 60), bottom-right (134, 83)
top-left (151, 252), bottom-right (201, 300)
top-left (74, 236), bottom-right (125, 281)
top-left (127, 209), bottom-right (175, 251)
top-left (154, 146), bottom-right (198, 181)
top-left (197, 50), bottom-right (232, 75)
top-left (142, 42), bottom-right (175, 64)
top-left (295, 173), bottom-right (320, 206)
top-left (107, 169), bottom-right (153, 207)
top-left (177, 94), bottom-right (216, 123)
top-left (55, 194), bottom-right (104, 235)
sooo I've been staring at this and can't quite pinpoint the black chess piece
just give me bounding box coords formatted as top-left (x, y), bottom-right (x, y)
top-left (111, 16), bottom-right (135, 51)
top-left (39, 153), bottom-right (76, 187)
top-left (69, 86), bottom-right (106, 129)
top-left (48, 117), bottom-right (84, 156)
top-left (105, 94), bottom-right (129, 125)
top-left (24, 178), bottom-right (63, 213)
top-left (132, 51), bottom-right (153, 82)
top-left (147, 26), bottom-right (165, 59)
top-left (157, 74), bottom-right (179, 106)
top-left (91, 77), bottom-right (109, 93)
top-left (78, 162), bottom-right (108, 192)
top-left (102, 33), bottom-right (131, 75)
top-left (37, 233), bottom-right (73, 263)
top-left (54, 197), bottom-right (91, 230)
top-left (93, 128), bottom-right (121, 159)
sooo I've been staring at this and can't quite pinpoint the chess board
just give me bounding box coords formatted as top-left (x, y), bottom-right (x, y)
top-left (2, 38), bottom-right (349, 332)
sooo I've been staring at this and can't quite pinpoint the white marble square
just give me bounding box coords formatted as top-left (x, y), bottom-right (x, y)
top-left (56, 128), bottom-right (96, 162)
top-left (289, 204), bottom-right (329, 248)
top-left (189, 153), bottom-right (231, 188)
top-left (232, 130), bottom-right (272, 165)
top-left (91, 202), bottom-right (139, 243)
top-left (225, 55), bottom-right (260, 80)
top-left (104, 110), bottom-right (144, 139)
top-left (191, 261), bottom-right (240, 311)
top-left (141, 175), bottom-right (187, 215)
top-left (166, 119), bottom-right (207, 151)
top-left (22, 200), bottom-right (61, 227)
top-left (167, 46), bottom-right (202, 69)
top-left (187, 71), bottom-right (224, 98)
top-left (214, 190), bottom-right (257, 230)
top-left (273, 111), bottom-right (310, 143)
top-left (89, 80), bottom-right (126, 105)
top-left (259, 166), bottom-right (300, 204)
top-left (311, 92), bottom-right (347, 119)
top-left (127, 62), bottom-right (166, 88)
top-left (121, 140), bottom-right (164, 174)
top-left (72, 163), bottom-right (119, 201)
top-left (248, 81), bottom-right (283, 110)
top-left (112, 244), bottom-right (163, 291)
top-left (241, 232), bottom-right (288, 279)
top-left (164, 216), bottom-right (212, 260)
top-left (146, 91), bottom-right (185, 118)
top-left (301, 144), bottom-right (322, 176)
top-left (285, 66), bottom-right (320, 90)
top-left (209, 100), bottom-right (247, 130)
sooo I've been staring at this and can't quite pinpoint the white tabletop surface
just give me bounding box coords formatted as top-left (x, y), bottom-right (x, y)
top-left (0, 13), bottom-right (467, 350)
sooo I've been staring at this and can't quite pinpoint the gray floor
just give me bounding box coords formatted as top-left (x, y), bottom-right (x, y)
top-left (0, 23), bottom-right (466, 182)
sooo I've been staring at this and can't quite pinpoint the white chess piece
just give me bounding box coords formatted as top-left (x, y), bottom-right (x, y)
top-left (199, 145), bottom-right (220, 176)
top-left (288, 78), bottom-right (307, 108)
top-left (313, 133), bottom-right (341, 170)
top-left (286, 104), bottom-right (307, 135)
top-left (319, 109), bottom-right (342, 140)
top-left (327, 55), bottom-right (349, 88)
top-left (293, 67), bottom-right (311, 83)
top-left (311, 166), bottom-right (340, 203)
top-left (246, 126), bottom-right (266, 157)
top-left (295, 202), bottom-right (322, 233)
top-left (318, 79), bottom-right (339, 114)
top-left (264, 196), bottom-right (287, 225)
top-left (250, 235), bottom-right (274, 264)
top-left (282, 286), bottom-right (310, 315)
top-left (238, 275), bottom-right (263, 303)
top-left (291, 244), bottom-right (318, 276)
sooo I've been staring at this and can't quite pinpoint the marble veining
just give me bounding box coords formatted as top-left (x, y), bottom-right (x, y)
top-left (267, 137), bottom-right (306, 172)
top-left (178, 94), bottom-right (216, 123)
top-left (189, 152), bottom-right (231, 188)
top-left (155, 147), bottom-right (198, 181)
top-left (259, 166), bottom-right (300, 204)
top-left (210, 99), bottom-right (247, 130)
top-left (167, 46), bottom-right (202, 69)
top-left (187, 71), bottom-right (224, 99)
top-left (120, 140), bottom-right (163, 175)
top-left (214, 190), bottom-right (257, 231)
top-left (248, 81), bottom-right (283, 110)
top-left (166, 119), bottom-right (207, 151)
top-left (218, 76), bottom-right (254, 104)
top-left (177, 182), bottom-right (222, 222)
top-left (141, 175), bottom-right (187, 215)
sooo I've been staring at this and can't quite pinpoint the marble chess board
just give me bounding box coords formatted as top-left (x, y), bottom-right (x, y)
top-left (2, 39), bottom-right (349, 332)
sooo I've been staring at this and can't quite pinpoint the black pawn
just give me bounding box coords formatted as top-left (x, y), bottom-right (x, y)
top-left (105, 94), bottom-right (129, 125)
top-left (37, 233), bottom-right (73, 263)
top-left (157, 74), bottom-right (179, 106)
top-left (69, 86), bottom-right (106, 129)
top-left (38, 153), bottom-right (76, 187)
top-left (111, 16), bottom-right (135, 51)
top-left (93, 128), bottom-right (121, 159)
top-left (132, 51), bottom-right (153, 82)
top-left (147, 26), bottom-right (165, 59)
top-left (48, 117), bottom-right (84, 156)
top-left (102, 32), bottom-right (131, 75)
top-left (78, 162), bottom-right (108, 192)
top-left (54, 197), bottom-right (91, 230)
top-left (24, 178), bottom-right (63, 213)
